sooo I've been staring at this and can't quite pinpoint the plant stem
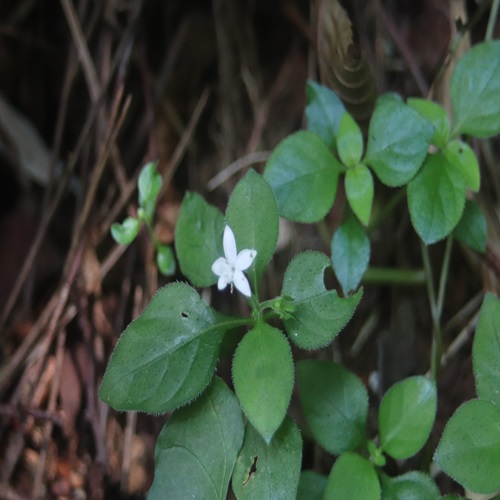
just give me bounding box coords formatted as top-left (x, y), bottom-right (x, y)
top-left (421, 236), bottom-right (453, 380)
top-left (486, 0), bottom-right (500, 41)
top-left (363, 267), bottom-right (426, 286)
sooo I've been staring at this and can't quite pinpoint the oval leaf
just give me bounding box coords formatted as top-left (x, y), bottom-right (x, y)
top-left (331, 213), bottom-right (370, 295)
top-left (473, 293), bottom-right (500, 407)
top-left (282, 251), bottom-right (362, 349)
top-left (407, 153), bottom-right (466, 245)
top-left (297, 360), bottom-right (368, 454)
top-left (175, 192), bottom-right (224, 287)
top-left (305, 80), bottom-right (345, 152)
top-left (379, 376), bottom-right (437, 459)
top-left (434, 399), bottom-right (500, 494)
top-left (453, 200), bottom-right (487, 253)
top-left (325, 452), bottom-right (381, 500)
top-left (379, 471), bottom-right (440, 500)
top-left (264, 131), bottom-right (342, 223)
top-left (99, 283), bottom-right (222, 413)
top-left (232, 322), bottom-right (294, 443)
top-left (345, 163), bottom-right (374, 226)
top-left (156, 245), bottom-right (176, 276)
top-left (365, 94), bottom-right (433, 187)
top-left (148, 377), bottom-right (244, 500)
top-left (451, 41), bottom-right (500, 138)
top-left (444, 140), bottom-right (480, 192)
top-left (232, 418), bottom-right (302, 500)
top-left (337, 111), bottom-right (364, 168)
top-left (138, 161), bottom-right (162, 206)
top-left (226, 169), bottom-right (279, 293)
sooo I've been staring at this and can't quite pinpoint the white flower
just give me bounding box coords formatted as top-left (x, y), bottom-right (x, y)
top-left (211, 225), bottom-right (257, 297)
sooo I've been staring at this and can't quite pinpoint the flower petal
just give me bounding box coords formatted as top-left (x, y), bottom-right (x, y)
top-left (235, 249), bottom-right (257, 271)
top-left (218, 276), bottom-right (229, 290)
top-left (212, 257), bottom-right (231, 276)
top-left (223, 225), bottom-right (237, 264)
top-left (233, 270), bottom-right (252, 297)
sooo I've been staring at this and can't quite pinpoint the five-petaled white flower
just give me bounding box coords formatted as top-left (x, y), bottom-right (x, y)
top-left (211, 225), bottom-right (257, 297)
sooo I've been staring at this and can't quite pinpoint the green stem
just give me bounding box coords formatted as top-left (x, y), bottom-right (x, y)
top-left (486, 0), bottom-right (500, 41)
top-left (363, 267), bottom-right (426, 286)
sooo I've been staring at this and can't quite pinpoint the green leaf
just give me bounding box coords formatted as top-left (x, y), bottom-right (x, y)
top-left (324, 452), bottom-right (381, 500)
top-left (226, 170), bottom-right (279, 292)
top-left (345, 164), bottom-right (374, 226)
top-left (407, 153), bottom-right (466, 245)
top-left (111, 217), bottom-right (140, 245)
top-left (434, 399), bottom-right (500, 494)
top-left (408, 98), bottom-right (451, 148)
top-left (175, 192), bottom-right (224, 287)
top-left (365, 94), bottom-right (433, 187)
top-left (297, 360), bottom-right (368, 454)
top-left (263, 131), bottom-right (342, 223)
top-left (473, 293), bottom-right (500, 407)
top-left (451, 41), bottom-right (500, 138)
top-left (99, 283), bottom-right (222, 413)
top-left (297, 471), bottom-right (327, 500)
top-left (156, 245), bottom-right (176, 276)
top-left (337, 111), bottom-right (364, 168)
top-left (444, 140), bottom-right (480, 192)
top-left (232, 418), bottom-right (302, 500)
top-left (331, 213), bottom-right (370, 295)
top-left (148, 377), bottom-right (244, 500)
top-left (453, 200), bottom-right (487, 253)
top-left (281, 251), bottom-right (362, 349)
top-left (379, 471), bottom-right (440, 500)
top-left (232, 322), bottom-right (294, 443)
top-left (138, 161), bottom-right (162, 222)
top-left (379, 376), bottom-right (437, 459)
top-left (305, 80), bottom-right (345, 152)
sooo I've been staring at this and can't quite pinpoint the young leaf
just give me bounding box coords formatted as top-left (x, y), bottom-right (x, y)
top-left (263, 131), bottom-right (343, 223)
top-left (232, 418), bottom-right (302, 500)
top-left (337, 111), bottom-right (364, 168)
top-left (281, 251), bottom-right (362, 349)
top-left (305, 80), bottom-right (345, 152)
top-left (99, 283), bottom-right (223, 413)
top-left (297, 471), bottom-right (327, 500)
top-left (138, 161), bottom-right (162, 221)
top-left (379, 376), bottom-right (437, 460)
top-left (434, 399), bottom-right (500, 494)
top-left (111, 217), bottom-right (140, 245)
top-left (297, 360), bottom-right (368, 454)
top-left (473, 293), bottom-right (500, 408)
top-left (451, 41), bottom-right (500, 138)
top-left (364, 94), bottom-right (433, 187)
top-left (345, 164), bottom-right (374, 226)
top-left (232, 322), bottom-right (294, 443)
top-left (148, 377), bottom-right (244, 500)
top-left (331, 213), bottom-right (370, 295)
top-left (379, 471), bottom-right (440, 500)
top-left (226, 170), bottom-right (279, 292)
top-left (408, 98), bottom-right (451, 148)
top-left (324, 452), bottom-right (380, 500)
top-left (175, 192), bottom-right (224, 287)
top-left (156, 245), bottom-right (176, 276)
top-left (453, 200), bottom-right (487, 253)
top-left (407, 153), bottom-right (466, 245)
top-left (444, 140), bottom-right (480, 192)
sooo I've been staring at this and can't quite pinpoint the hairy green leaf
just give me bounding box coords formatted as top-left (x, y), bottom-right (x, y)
top-left (148, 377), bottom-right (244, 500)
top-left (282, 251), bottom-right (362, 349)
